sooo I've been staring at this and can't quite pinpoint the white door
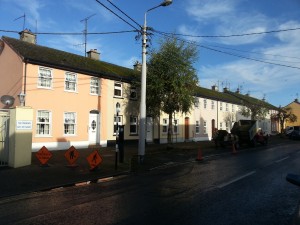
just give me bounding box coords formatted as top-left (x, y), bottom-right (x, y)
top-left (89, 113), bottom-right (99, 144)
top-left (146, 117), bottom-right (153, 143)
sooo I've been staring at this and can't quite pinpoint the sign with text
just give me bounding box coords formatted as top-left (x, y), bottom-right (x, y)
top-left (86, 150), bottom-right (103, 170)
top-left (16, 120), bottom-right (32, 130)
top-left (36, 146), bottom-right (52, 165)
top-left (64, 146), bottom-right (79, 166)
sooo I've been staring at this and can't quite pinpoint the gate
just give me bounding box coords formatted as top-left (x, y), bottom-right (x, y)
top-left (0, 110), bottom-right (9, 167)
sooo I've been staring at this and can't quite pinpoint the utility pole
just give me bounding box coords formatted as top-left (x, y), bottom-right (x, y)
top-left (80, 14), bottom-right (96, 57)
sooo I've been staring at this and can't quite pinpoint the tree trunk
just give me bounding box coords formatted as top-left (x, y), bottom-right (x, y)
top-left (167, 113), bottom-right (173, 144)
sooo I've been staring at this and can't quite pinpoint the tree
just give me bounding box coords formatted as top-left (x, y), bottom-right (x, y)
top-left (239, 104), bottom-right (269, 120)
top-left (146, 36), bottom-right (199, 144)
top-left (272, 106), bottom-right (297, 134)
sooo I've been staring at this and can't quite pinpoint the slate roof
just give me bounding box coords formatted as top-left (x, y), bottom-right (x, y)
top-left (194, 86), bottom-right (278, 110)
top-left (2, 36), bottom-right (139, 82)
top-left (2, 36), bottom-right (278, 110)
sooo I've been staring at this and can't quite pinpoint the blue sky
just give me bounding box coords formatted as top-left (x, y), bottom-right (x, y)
top-left (1, 0), bottom-right (300, 107)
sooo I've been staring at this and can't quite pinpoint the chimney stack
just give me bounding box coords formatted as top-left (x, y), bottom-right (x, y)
top-left (211, 85), bottom-right (218, 91)
top-left (87, 49), bottom-right (100, 60)
top-left (19, 29), bottom-right (36, 44)
top-left (133, 61), bottom-right (142, 72)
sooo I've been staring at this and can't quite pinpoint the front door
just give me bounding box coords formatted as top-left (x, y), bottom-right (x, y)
top-left (89, 112), bottom-right (99, 145)
top-left (146, 117), bottom-right (153, 143)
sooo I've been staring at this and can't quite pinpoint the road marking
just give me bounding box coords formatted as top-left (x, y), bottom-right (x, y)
top-left (217, 171), bottom-right (256, 189)
top-left (275, 156), bottom-right (289, 163)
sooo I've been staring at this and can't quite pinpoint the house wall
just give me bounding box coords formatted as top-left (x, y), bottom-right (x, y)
top-left (24, 64), bottom-right (101, 150)
top-left (285, 101), bottom-right (300, 127)
top-left (0, 40), bottom-right (23, 108)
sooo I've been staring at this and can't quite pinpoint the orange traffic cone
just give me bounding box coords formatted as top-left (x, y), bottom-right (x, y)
top-left (196, 148), bottom-right (203, 161)
top-left (231, 143), bottom-right (237, 155)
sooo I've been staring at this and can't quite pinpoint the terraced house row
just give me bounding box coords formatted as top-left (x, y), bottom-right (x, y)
top-left (0, 30), bottom-right (280, 151)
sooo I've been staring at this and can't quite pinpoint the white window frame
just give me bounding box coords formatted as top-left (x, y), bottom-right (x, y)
top-left (173, 119), bottom-right (179, 134)
top-left (90, 77), bottom-right (100, 95)
top-left (203, 121), bottom-right (207, 134)
top-left (195, 120), bottom-right (200, 134)
top-left (220, 122), bottom-right (223, 130)
top-left (114, 115), bottom-right (123, 135)
top-left (36, 110), bottom-right (51, 136)
top-left (226, 103), bottom-right (229, 112)
top-left (204, 99), bottom-right (207, 109)
top-left (220, 102), bottom-right (223, 111)
top-left (130, 87), bottom-right (137, 100)
top-left (226, 121), bottom-right (229, 131)
top-left (38, 67), bottom-right (52, 88)
top-left (114, 82), bottom-right (123, 97)
top-left (211, 101), bottom-right (215, 110)
top-left (64, 112), bottom-right (76, 135)
top-left (194, 97), bottom-right (199, 108)
top-left (232, 104), bottom-right (235, 112)
top-left (162, 118), bottom-right (168, 133)
top-left (65, 72), bottom-right (77, 92)
top-left (130, 115), bottom-right (138, 135)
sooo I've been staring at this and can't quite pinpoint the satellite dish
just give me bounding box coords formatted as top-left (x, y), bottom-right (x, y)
top-left (1, 95), bottom-right (15, 106)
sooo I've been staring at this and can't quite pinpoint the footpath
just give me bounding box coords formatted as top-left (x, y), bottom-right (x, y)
top-left (0, 135), bottom-right (293, 198)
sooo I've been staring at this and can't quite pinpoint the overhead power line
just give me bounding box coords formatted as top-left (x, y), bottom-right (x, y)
top-left (105, 0), bottom-right (142, 29)
top-left (154, 31), bottom-right (300, 70)
top-left (95, 0), bottom-right (140, 32)
top-left (155, 27), bottom-right (300, 38)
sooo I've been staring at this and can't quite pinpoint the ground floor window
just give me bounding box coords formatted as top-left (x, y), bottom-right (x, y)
top-left (36, 110), bottom-right (51, 135)
top-left (203, 121), bottom-right (207, 134)
top-left (114, 115), bottom-right (122, 135)
top-left (64, 112), bottom-right (76, 135)
top-left (195, 120), bottom-right (200, 134)
top-left (130, 116), bottom-right (138, 134)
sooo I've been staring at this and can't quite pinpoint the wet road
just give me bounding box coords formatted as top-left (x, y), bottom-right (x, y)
top-left (1, 143), bottom-right (300, 225)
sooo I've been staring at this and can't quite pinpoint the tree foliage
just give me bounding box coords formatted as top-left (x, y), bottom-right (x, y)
top-left (146, 36), bottom-right (199, 143)
top-left (239, 105), bottom-right (269, 120)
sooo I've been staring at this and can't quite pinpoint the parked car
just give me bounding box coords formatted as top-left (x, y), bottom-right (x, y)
top-left (285, 126), bottom-right (300, 136)
top-left (289, 130), bottom-right (300, 140)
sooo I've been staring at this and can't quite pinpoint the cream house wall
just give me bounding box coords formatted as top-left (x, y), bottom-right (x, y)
top-left (102, 79), bottom-right (139, 145)
top-left (0, 40), bottom-right (23, 108)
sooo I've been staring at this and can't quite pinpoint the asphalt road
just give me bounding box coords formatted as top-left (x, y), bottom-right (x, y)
top-left (1, 142), bottom-right (300, 225)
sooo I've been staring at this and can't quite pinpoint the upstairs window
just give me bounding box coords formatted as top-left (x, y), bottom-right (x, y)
top-left (90, 77), bottom-right (100, 95)
top-left (211, 101), bottom-right (215, 110)
top-left (130, 87), bottom-right (137, 100)
top-left (204, 99), bottom-right (207, 109)
top-left (65, 72), bottom-right (77, 92)
top-left (38, 67), bottom-right (52, 88)
top-left (114, 82), bottom-right (123, 97)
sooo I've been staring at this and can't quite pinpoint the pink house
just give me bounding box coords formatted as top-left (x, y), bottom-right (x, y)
top-left (0, 30), bottom-right (140, 151)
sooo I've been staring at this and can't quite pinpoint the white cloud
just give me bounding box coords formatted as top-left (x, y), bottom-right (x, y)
top-left (186, 0), bottom-right (237, 22)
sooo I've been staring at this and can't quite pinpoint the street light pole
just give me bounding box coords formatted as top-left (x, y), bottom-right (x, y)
top-left (138, 0), bottom-right (172, 163)
top-left (115, 102), bottom-right (120, 170)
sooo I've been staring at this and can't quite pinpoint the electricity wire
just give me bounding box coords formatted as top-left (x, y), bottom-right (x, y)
top-left (154, 30), bottom-right (300, 70)
top-left (94, 0), bottom-right (140, 32)
top-left (155, 27), bottom-right (300, 38)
